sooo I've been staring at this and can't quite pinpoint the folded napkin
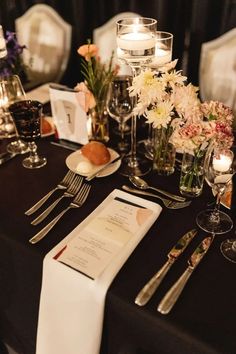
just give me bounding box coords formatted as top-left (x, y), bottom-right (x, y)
top-left (36, 189), bottom-right (162, 354)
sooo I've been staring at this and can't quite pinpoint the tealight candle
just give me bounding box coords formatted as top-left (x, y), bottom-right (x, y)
top-left (117, 32), bottom-right (156, 51)
top-left (213, 154), bottom-right (232, 172)
top-left (153, 48), bottom-right (172, 66)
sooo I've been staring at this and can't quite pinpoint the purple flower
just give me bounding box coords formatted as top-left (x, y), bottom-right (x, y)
top-left (0, 30), bottom-right (28, 81)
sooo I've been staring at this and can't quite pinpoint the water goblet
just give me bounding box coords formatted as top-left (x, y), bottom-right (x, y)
top-left (196, 145), bottom-right (234, 234)
top-left (116, 17), bottom-right (157, 176)
top-left (107, 75), bottom-right (133, 154)
top-left (0, 75), bottom-right (28, 154)
top-left (9, 100), bottom-right (47, 169)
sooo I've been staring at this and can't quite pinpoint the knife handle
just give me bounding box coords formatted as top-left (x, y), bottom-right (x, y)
top-left (135, 259), bottom-right (174, 306)
top-left (157, 268), bottom-right (192, 314)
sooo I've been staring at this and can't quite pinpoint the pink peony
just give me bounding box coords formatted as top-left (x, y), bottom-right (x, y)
top-left (74, 82), bottom-right (96, 112)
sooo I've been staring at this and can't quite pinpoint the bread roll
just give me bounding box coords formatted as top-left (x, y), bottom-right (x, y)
top-left (81, 141), bottom-right (110, 165)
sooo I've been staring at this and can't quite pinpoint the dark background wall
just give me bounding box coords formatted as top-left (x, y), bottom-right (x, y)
top-left (0, 0), bottom-right (235, 87)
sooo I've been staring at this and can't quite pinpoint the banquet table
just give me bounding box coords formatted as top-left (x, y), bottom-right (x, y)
top-left (0, 131), bottom-right (236, 354)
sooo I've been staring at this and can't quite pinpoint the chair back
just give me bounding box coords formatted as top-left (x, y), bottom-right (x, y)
top-left (15, 4), bottom-right (72, 89)
top-left (199, 28), bottom-right (236, 117)
top-left (93, 12), bottom-right (140, 64)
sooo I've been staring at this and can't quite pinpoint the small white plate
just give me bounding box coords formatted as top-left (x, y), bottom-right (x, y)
top-left (66, 148), bottom-right (121, 178)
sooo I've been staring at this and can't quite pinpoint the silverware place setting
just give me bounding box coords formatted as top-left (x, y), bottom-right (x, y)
top-left (31, 175), bottom-right (84, 225)
top-left (129, 176), bottom-right (186, 202)
top-left (122, 185), bottom-right (191, 210)
top-left (157, 234), bottom-right (215, 314)
top-left (29, 183), bottom-right (91, 244)
top-left (25, 170), bottom-right (76, 215)
top-left (135, 229), bottom-right (197, 306)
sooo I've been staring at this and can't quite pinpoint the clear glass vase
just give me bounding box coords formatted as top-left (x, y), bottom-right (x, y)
top-left (179, 149), bottom-right (206, 198)
top-left (153, 126), bottom-right (176, 175)
top-left (89, 99), bottom-right (109, 143)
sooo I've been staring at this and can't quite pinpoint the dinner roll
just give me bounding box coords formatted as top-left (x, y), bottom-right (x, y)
top-left (81, 141), bottom-right (110, 165)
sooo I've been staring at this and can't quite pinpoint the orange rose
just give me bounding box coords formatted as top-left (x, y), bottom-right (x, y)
top-left (77, 44), bottom-right (99, 61)
top-left (74, 82), bottom-right (96, 113)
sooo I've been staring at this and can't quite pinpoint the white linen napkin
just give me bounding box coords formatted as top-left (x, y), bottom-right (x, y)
top-left (36, 189), bottom-right (162, 354)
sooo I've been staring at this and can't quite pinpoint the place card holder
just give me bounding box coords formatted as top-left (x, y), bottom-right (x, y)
top-left (49, 84), bottom-right (89, 145)
top-left (54, 189), bottom-right (162, 280)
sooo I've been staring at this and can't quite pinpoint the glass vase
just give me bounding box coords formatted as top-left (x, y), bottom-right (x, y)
top-left (89, 99), bottom-right (109, 143)
top-left (153, 126), bottom-right (176, 175)
top-left (179, 149), bottom-right (206, 198)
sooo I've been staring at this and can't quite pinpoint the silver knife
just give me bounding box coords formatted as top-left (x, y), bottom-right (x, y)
top-left (157, 234), bottom-right (215, 314)
top-left (85, 155), bottom-right (121, 181)
top-left (135, 229), bottom-right (197, 306)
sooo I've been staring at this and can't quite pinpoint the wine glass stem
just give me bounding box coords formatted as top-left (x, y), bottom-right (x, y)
top-left (129, 65), bottom-right (140, 168)
top-left (119, 122), bottom-right (125, 149)
top-left (130, 113), bottom-right (137, 159)
top-left (209, 191), bottom-right (224, 224)
top-left (28, 141), bottom-right (38, 161)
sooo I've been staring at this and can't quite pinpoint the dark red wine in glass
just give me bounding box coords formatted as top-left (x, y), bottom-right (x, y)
top-left (9, 100), bottom-right (47, 169)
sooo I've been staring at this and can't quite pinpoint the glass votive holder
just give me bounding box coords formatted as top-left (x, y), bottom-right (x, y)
top-left (179, 151), bottom-right (205, 198)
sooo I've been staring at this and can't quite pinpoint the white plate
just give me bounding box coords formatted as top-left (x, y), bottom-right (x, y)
top-left (66, 148), bottom-right (121, 178)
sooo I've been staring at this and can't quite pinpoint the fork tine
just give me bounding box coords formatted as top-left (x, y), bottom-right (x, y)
top-left (72, 177), bottom-right (83, 193)
top-left (80, 185), bottom-right (91, 204)
top-left (62, 170), bottom-right (74, 184)
top-left (73, 184), bottom-right (87, 202)
top-left (74, 184), bottom-right (91, 205)
top-left (67, 175), bottom-right (83, 193)
top-left (66, 171), bottom-right (76, 185)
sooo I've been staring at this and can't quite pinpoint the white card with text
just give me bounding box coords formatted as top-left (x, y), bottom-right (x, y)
top-left (49, 86), bottom-right (89, 145)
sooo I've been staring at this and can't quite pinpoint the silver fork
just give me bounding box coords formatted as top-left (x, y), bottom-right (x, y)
top-left (29, 184), bottom-right (91, 244)
top-left (31, 175), bottom-right (83, 225)
top-left (122, 185), bottom-right (191, 209)
top-left (25, 170), bottom-right (75, 215)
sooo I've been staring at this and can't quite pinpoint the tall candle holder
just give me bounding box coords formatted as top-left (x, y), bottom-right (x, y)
top-left (116, 17), bottom-right (157, 176)
top-left (139, 31), bottom-right (173, 159)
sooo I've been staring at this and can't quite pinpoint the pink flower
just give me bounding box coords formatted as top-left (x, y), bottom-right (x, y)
top-left (74, 82), bottom-right (96, 112)
top-left (77, 44), bottom-right (99, 61)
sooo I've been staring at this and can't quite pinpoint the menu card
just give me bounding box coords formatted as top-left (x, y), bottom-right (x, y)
top-left (55, 190), bottom-right (161, 279)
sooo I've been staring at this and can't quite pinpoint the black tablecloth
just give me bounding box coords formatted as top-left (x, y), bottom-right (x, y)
top-left (0, 136), bottom-right (236, 354)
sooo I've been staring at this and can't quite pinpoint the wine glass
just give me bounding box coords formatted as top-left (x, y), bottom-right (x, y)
top-left (116, 17), bottom-right (157, 176)
top-left (107, 75), bottom-right (133, 157)
top-left (196, 144), bottom-right (234, 234)
top-left (9, 100), bottom-right (47, 169)
top-left (0, 75), bottom-right (28, 154)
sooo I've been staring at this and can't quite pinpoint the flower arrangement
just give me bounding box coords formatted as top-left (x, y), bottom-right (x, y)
top-left (129, 59), bottom-right (234, 184)
top-left (75, 42), bottom-right (119, 142)
top-left (170, 100), bottom-right (234, 154)
top-left (0, 30), bottom-right (28, 82)
top-left (75, 43), bottom-right (119, 115)
top-left (129, 60), bottom-right (234, 154)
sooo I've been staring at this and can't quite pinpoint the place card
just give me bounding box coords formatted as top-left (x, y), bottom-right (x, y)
top-left (55, 190), bottom-right (161, 279)
top-left (49, 84), bottom-right (89, 145)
